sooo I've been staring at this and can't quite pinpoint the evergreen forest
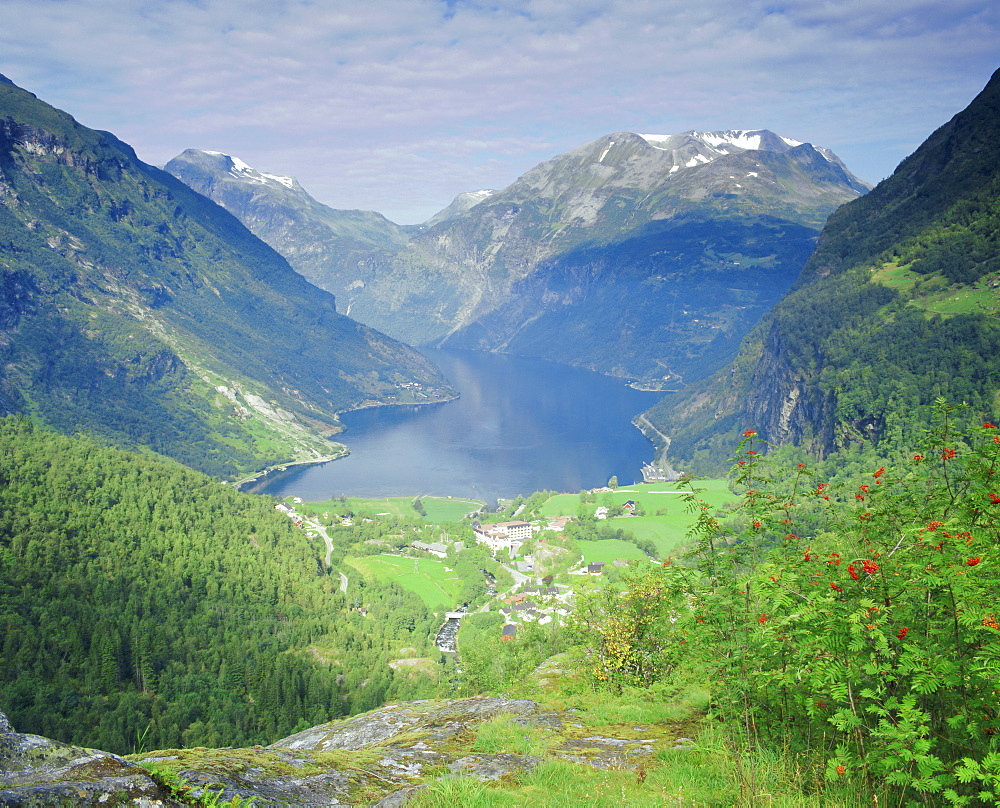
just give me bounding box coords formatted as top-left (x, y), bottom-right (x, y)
top-left (0, 418), bottom-right (445, 753)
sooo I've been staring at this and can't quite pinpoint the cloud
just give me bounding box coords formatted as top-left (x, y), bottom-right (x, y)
top-left (1, 0), bottom-right (997, 222)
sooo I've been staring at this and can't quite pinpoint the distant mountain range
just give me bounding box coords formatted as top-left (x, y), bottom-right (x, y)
top-left (168, 128), bottom-right (869, 386)
top-left (0, 74), bottom-right (453, 478)
top-left (645, 68), bottom-right (1000, 471)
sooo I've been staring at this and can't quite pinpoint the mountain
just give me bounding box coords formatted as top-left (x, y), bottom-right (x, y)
top-left (163, 148), bottom-right (412, 311)
top-left (646, 69), bottom-right (1000, 471)
top-left (383, 129), bottom-right (869, 383)
top-left (0, 75), bottom-right (452, 477)
top-left (422, 188), bottom-right (497, 227)
top-left (171, 130), bottom-right (868, 385)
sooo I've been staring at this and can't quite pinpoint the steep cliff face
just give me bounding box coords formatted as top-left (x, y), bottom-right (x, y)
top-left (737, 321), bottom-right (836, 449)
top-left (647, 68), bottom-right (1000, 471)
top-left (0, 75), bottom-right (452, 477)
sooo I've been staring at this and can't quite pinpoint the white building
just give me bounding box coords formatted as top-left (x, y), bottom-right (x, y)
top-left (473, 520), bottom-right (532, 556)
top-left (412, 540), bottom-right (449, 558)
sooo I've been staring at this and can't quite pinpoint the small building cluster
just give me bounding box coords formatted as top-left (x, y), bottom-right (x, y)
top-left (498, 583), bottom-right (574, 640)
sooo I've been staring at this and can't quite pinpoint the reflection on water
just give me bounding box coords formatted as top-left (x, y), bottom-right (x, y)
top-left (253, 349), bottom-right (664, 504)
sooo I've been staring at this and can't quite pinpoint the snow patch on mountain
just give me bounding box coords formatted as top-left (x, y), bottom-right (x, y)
top-left (263, 173), bottom-right (296, 189)
top-left (203, 152), bottom-right (298, 189)
top-left (636, 129), bottom-right (838, 172)
top-left (229, 155), bottom-right (254, 173)
top-left (693, 130), bottom-right (765, 151)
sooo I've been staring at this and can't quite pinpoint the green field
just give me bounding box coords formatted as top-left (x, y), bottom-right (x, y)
top-left (576, 538), bottom-right (649, 565)
top-left (420, 496), bottom-right (484, 522)
top-left (295, 495), bottom-right (483, 523)
top-left (343, 553), bottom-right (465, 611)
top-left (872, 261), bottom-right (1000, 317)
top-left (296, 496), bottom-right (417, 519)
top-left (541, 480), bottom-right (736, 557)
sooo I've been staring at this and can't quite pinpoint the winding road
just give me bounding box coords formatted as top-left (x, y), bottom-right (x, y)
top-left (299, 514), bottom-right (340, 575)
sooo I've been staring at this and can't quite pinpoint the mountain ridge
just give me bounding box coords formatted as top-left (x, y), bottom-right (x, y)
top-left (0, 75), bottom-right (452, 477)
top-left (169, 128), bottom-right (869, 385)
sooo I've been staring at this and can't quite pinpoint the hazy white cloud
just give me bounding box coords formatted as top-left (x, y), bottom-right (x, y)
top-left (1, 0), bottom-right (997, 222)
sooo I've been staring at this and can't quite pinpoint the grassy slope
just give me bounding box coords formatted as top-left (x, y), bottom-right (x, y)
top-left (540, 481), bottom-right (737, 557)
top-left (343, 554), bottom-right (465, 611)
top-left (573, 539), bottom-right (648, 565)
top-left (294, 495), bottom-right (484, 523)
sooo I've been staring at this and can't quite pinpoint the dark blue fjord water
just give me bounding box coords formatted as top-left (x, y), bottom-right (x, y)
top-left (252, 349), bottom-right (664, 504)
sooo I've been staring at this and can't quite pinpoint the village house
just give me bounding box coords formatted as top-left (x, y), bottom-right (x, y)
top-left (411, 540), bottom-right (449, 558)
top-left (472, 520), bottom-right (532, 556)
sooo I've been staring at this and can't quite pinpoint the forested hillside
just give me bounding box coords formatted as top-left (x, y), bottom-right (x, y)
top-left (0, 418), bottom-right (443, 754)
top-left (647, 68), bottom-right (1000, 472)
top-left (0, 74), bottom-right (451, 479)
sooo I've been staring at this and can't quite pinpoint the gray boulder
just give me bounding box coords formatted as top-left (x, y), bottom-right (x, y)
top-left (0, 711), bottom-right (178, 806)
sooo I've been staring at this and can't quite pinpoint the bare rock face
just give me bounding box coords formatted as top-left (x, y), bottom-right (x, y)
top-left (0, 711), bottom-right (177, 806)
top-left (273, 697), bottom-right (538, 751)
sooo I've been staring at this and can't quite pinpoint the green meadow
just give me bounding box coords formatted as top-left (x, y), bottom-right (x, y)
top-left (295, 496), bottom-right (419, 519)
top-left (540, 480), bottom-right (737, 557)
top-left (872, 261), bottom-right (1000, 317)
top-left (420, 496), bottom-right (484, 522)
top-left (574, 538), bottom-right (648, 565)
top-left (343, 553), bottom-right (465, 611)
top-left (293, 495), bottom-right (483, 522)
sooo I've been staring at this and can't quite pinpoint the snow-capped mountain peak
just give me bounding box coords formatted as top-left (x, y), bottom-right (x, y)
top-left (637, 129), bottom-right (827, 163)
top-left (201, 150), bottom-right (299, 190)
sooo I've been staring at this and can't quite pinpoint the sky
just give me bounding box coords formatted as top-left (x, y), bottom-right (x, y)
top-left (1, 1), bottom-right (998, 225)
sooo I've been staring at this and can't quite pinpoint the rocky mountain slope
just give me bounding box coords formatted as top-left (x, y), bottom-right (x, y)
top-left (646, 68), bottom-right (1000, 470)
top-left (164, 148), bottom-right (412, 311)
top-left (0, 75), bottom-right (452, 477)
top-left (430, 130), bottom-right (869, 385)
top-left (170, 130), bottom-right (868, 386)
top-left (422, 188), bottom-right (497, 228)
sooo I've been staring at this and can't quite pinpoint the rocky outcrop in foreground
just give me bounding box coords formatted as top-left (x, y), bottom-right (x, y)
top-left (1, 697), bottom-right (692, 806)
top-left (0, 711), bottom-right (178, 806)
